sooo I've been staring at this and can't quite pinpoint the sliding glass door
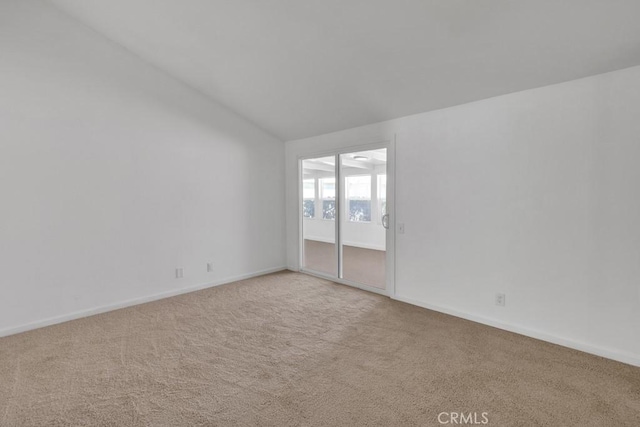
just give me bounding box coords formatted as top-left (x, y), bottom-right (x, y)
top-left (300, 146), bottom-right (391, 293)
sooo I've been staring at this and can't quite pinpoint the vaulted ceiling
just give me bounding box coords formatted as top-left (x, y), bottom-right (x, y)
top-left (49, 0), bottom-right (640, 141)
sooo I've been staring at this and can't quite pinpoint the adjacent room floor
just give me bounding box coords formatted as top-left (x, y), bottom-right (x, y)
top-left (1, 271), bottom-right (638, 426)
top-left (303, 240), bottom-right (386, 289)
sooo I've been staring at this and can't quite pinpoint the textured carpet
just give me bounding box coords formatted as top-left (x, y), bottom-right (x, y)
top-left (1, 271), bottom-right (639, 426)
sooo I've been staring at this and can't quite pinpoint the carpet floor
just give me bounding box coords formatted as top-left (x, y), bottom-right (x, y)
top-left (0, 271), bottom-right (639, 426)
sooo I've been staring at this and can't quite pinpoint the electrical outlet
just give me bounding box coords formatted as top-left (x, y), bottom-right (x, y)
top-left (207, 262), bottom-right (214, 273)
top-left (398, 223), bottom-right (405, 234)
top-left (495, 293), bottom-right (505, 307)
top-left (175, 268), bottom-right (184, 279)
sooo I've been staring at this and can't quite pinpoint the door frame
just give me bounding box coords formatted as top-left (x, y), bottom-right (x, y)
top-left (297, 137), bottom-right (396, 297)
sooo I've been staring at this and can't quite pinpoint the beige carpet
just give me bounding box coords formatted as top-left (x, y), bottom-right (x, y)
top-left (1, 272), bottom-right (639, 426)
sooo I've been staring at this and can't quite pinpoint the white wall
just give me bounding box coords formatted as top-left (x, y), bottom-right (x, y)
top-left (286, 66), bottom-right (640, 366)
top-left (0, 0), bottom-right (285, 335)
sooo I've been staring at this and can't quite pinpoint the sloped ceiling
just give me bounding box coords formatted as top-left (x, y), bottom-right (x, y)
top-left (49, 0), bottom-right (640, 141)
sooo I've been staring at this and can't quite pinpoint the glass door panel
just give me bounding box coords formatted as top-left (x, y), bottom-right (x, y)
top-left (301, 156), bottom-right (337, 276)
top-left (339, 149), bottom-right (387, 288)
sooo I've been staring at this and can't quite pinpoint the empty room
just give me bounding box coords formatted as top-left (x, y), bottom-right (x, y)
top-left (1, 0), bottom-right (640, 425)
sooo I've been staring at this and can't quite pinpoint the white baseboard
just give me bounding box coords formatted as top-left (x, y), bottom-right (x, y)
top-left (0, 266), bottom-right (287, 339)
top-left (392, 294), bottom-right (640, 368)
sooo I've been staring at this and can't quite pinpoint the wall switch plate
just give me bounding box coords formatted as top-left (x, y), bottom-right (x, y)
top-left (207, 262), bottom-right (214, 272)
top-left (495, 293), bottom-right (506, 306)
top-left (175, 268), bottom-right (184, 279)
top-left (398, 223), bottom-right (405, 234)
